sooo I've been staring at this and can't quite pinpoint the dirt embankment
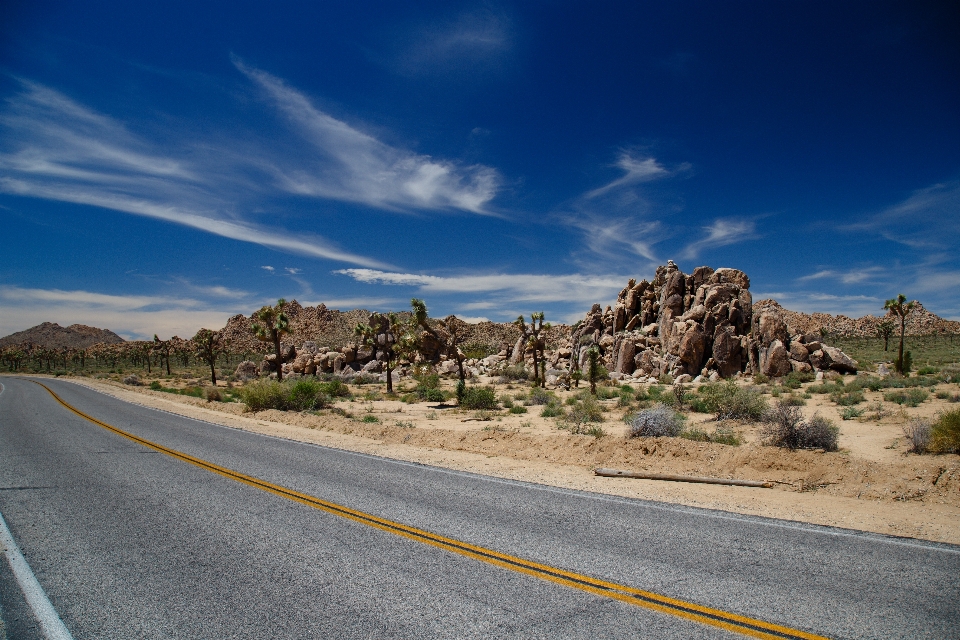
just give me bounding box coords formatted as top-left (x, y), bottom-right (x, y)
top-left (49, 375), bottom-right (960, 546)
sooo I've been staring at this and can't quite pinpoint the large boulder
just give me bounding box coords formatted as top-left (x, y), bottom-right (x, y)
top-left (677, 324), bottom-right (706, 374)
top-left (234, 360), bottom-right (259, 380)
top-left (712, 327), bottom-right (742, 378)
top-left (756, 310), bottom-right (789, 347)
top-left (822, 345), bottom-right (858, 374)
top-left (615, 339), bottom-right (636, 374)
top-left (760, 339), bottom-right (792, 377)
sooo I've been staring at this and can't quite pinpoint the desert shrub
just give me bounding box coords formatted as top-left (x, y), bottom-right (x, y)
top-left (320, 379), bottom-right (352, 398)
top-left (617, 389), bottom-right (634, 407)
top-left (287, 378), bottom-right (330, 411)
top-left (902, 418), bottom-right (931, 454)
top-left (783, 370), bottom-right (815, 388)
top-left (419, 388), bottom-right (447, 402)
top-left (627, 404), bottom-right (684, 438)
top-left (830, 389), bottom-right (865, 406)
top-left (500, 365), bottom-right (531, 381)
top-left (647, 385), bottom-right (665, 400)
top-left (413, 373), bottom-right (446, 401)
top-left (697, 381), bottom-right (768, 422)
top-left (122, 374), bottom-right (141, 386)
top-left (681, 427), bottom-right (742, 446)
top-left (205, 387), bottom-right (223, 402)
top-left (761, 402), bottom-right (839, 451)
top-left (351, 373), bottom-right (379, 385)
top-left (685, 393), bottom-right (712, 413)
top-left (929, 409), bottom-right (960, 454)
top-left (840, 407), bottom-right (864, 420)
top-left (584, 425), bottom-right (606, 438)
top-left (808, 382), bottom-right (845, 395)
top-left (528, 387), bottom-right (555, 405)
top-left (461, 342), bottom-right (496, 359)
top-left (149, 380), bottom-right (163, 390)
top-left (884, 388), bottom-right (929, 407)
top-left (563, 396), bottom-right (604, 432)
top-left (779, 393), bottom-right (806, 407)
top-left (917, 366), bottom-right (939, 375)
top-left (753, 373), bottom-right (769, 384)
top-left (540, 402), bottom-right (563, 418)
top-left (239, 380), bottom-right (288, 411)
top-left (460, 386), bottom-right (498, 410)
top-left (657, 373), bottom-right (674, 385)
top-left (509, 405), bottom-right (528, 414)
top-left (361, 414), bottom-right (380, 423)
top-left (500, 395), bottom-right (515, 409)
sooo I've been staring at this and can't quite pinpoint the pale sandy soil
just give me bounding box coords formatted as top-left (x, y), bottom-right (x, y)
top-left (37, 376), bottom-right (960, 545)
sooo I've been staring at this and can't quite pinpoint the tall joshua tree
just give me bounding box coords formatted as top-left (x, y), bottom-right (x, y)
top-left (252, 299), bottom-right (290, 381)
top-left (355, 312), bottom-right (403, 393)
top-left (515, 312), bottom-right (550, 387)
top-left (884, 294), bottom-right (915, 374)
top-left (193, 328), bottom-right (229, 385)
top-left (411, 298), bottom-right (468, 384)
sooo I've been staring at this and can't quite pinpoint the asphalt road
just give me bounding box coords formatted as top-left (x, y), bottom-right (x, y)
top-left (0, 377), bottom-right (957, 639)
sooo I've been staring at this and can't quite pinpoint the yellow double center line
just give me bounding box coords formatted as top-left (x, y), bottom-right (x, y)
top-left (35, 380), bottom-right (827, 640)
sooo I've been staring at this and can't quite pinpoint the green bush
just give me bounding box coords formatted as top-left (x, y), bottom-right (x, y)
top-left (149, 381), bottom-right (163, 390)
top-left (783, 370), bottom-right (815, 388)
top-left (680, 427), bottom-right (742, 446)
top-left (930, 409), bottom-right (960, 454)
top-left (361, 414), bottom-right (380, 423)
top-left (509, 405), bottom-right (528, 414)
top-left (884, 388), bottom-right (929, 407)
top-left (460, 386), bottom-right (498, 410)
top-left (540, 402), bottom-right (563, 418)
top-left (461, 342), bottom-right (496, 359)
top-left (239, 378), bottom-right (333, 412)
top-left (697, 382), bottom-right (768, 422)
top-left (500, 395), bottom-right (515, 409)
top-left (830, 390), bottom-right (865, 406)
top-left (528, 387), bottom-right (555, 405)
top-left (239, 380), bottom-right (288, 411)
top-left (840, 407), bottom-right (864, 420)
top-left (779, 393), bottom-right (807, 407)
top-left (563, 396), bottom-right (604, 432)
top-left (500, 365), bottom-right (531, 381)
top-left (917, 366), bottom-right (939, 375)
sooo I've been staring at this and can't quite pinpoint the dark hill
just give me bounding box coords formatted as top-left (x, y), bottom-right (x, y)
top-left (0, 322), bottom-right (125, 349)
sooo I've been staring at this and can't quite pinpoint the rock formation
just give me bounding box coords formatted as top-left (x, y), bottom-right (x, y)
top-left (567, 261), bottom-right (859, 380)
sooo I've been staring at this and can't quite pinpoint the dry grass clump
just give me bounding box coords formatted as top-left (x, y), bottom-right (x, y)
top-left (902, 418), bottom-right (932, 454)
top-left (761, 401), bottom-right (839, 451)
top-left (627, 403), bottom-right (684, 438)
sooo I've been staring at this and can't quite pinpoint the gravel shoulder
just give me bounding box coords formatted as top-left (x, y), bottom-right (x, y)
top-left (34, 374), bottom-right (959, 546)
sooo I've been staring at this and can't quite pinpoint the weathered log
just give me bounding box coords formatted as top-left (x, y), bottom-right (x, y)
top-left (594, 468), bottom-right (772, 488)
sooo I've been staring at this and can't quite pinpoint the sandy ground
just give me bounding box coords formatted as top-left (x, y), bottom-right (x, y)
top-left (28, 375), bottom-right (960, 545)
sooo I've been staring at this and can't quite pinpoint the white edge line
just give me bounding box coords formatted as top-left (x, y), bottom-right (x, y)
top-left (0, 512), bottom-right (74, 640)
top-left (42, 377), bottom-right (960, 556)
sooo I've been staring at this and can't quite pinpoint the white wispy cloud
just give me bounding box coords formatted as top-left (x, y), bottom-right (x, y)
top-left (842, 179), bottom-right (960, 249)
top-left (0, 285), bottom-right (244, 340)
top-left (797, 266), bottom-right (885, 285)
top-left (679, 218), bottom-right (758, 260)
top-left (261, 266), bottom-right (275, 272)
top-left (562, 214), bottom-right (663, 263)
top-left (336, 268), bottom-right (626, 307)
top-left (235, 61), bottom-right (501, 215)
top-left (0, 79), bottom-right (389, 268)
top-left (585, 152), bottom-right (690, 199)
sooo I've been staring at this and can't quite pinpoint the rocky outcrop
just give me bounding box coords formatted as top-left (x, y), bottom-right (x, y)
top-left (566, 261), bottom-right (859, 380)
top-left (751, 300), bottom-right (960, 338)
top-left (0, 322), bottom-right (125, 349)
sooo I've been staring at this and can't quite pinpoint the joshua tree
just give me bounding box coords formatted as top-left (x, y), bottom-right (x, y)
top-left (252, 299), bottom-right (290, 381)
top-left (587, 346), bottom-right (602, 395)
top-left (884, 294), bottom-right (915, 374)
top-left (153, 335), bottom-right (174, 375)
top-left (411, 298), bottom-right (468, 384)
top-left (355, 312), bottom-right (403, 393)
top-left (515, 312), bottom-right (550, 387)
top-left (193, 328), bottom-right (229, 385)
top-left (875, 320), bottom-right (894, 352)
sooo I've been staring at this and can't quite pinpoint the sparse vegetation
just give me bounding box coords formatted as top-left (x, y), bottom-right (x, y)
top-left (238, 378), bottom-right (349, 412)
top-left (883, 388), bottom-right (929, 407)
top-left (696, 381), bottom-right (768, 422)
top-left (902, 418), bottom-right (931, 454)
top-left (459, 386), bottom-right (498, 410)
top-left (627, 404), bottom-right (684, 438)
top-left (930, 409), bottom-right (960, 454)
top-left (761, 401), bottom-right (839, 451)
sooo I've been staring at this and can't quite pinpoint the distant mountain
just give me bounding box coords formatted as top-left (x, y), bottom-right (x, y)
top-left (0, 322), bottom-right (125, 349)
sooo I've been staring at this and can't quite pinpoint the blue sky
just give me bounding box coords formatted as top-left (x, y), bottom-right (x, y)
top-left (1, 1), bottom-right (958, 340)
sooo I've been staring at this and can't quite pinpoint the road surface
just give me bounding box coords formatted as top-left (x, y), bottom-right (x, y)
top-left (0, 377), bottom-right (957, 639)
